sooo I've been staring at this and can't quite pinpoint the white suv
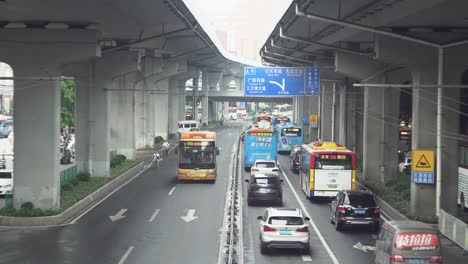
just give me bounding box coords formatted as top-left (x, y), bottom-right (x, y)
top-left (257, 208), bottom-right (310, 254)
top-left (251, 159), bottom-right (279, 175)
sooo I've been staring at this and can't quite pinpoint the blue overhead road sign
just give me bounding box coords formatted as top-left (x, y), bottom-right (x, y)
top-left (305, 66), bottom-right (320, 95)
top-left (244, 67), bottom-right (320, 96)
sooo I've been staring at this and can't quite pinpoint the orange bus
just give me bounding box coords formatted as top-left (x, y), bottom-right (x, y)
top-left (255, 114), bottom-right (273, 129)
top-left (299, 141), bottom-right (357, 199)
top-left (178, 131), bottom-right (219, 182)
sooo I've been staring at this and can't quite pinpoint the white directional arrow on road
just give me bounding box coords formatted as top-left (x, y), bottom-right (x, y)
top-left (110, 209), bottom-right (128, 222)
top-left (353, 242), bottom-right (376, 253)
top-left (181, 209), bottom-right (198, 222)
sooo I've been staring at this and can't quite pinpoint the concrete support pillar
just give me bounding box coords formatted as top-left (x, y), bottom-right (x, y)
top-left (320, 82), bottom-right (333, 141)
top-left (345, 84), bottom-right (359, 153)
top-left (338, 83), bottom-right (348, 146)
top-left (134, 82), bottom-right (147, 149)
top-left (307, 96), bottom-right (320, 142)
top-left (362, 75), bottom-right (399, 184)
top-left (0, 28), bottom-right (100, 209)
top-left (301, 95), bottom-right (310, 141)
top-left (410, 68), bottom-right (437, 216)
top-left (154, 78), bottom-right (169, 139)
top-left (201, 71), bottom-right (209, 126)
top-left (110, 70), bottom-right (139, 159)
top-left (168, 79), bottom-right (180, 135)
top-left (178, 83), bottom-right (187, 121)
top-left (13, 65), bottom-right (61, 209)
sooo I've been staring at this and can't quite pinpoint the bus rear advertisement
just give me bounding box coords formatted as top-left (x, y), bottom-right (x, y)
top-left (276, 124), bottom-right (303, 153)
top-left (300, 141), bottom-right (356, 198)
top-left (244, 128), bottom-right (277, 171)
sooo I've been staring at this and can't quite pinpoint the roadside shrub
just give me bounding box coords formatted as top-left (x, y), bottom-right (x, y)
top-left (154, 136), bottom-right (164, 146)
top-left (115, 154), bottom-right (127, 163)
top-left (77, 171), bottom-right (91, 182)
top-left (20, 202), bottom-right (34, 211)
top-left (70, 178), bottom-right (79, 186)
top-left (110, 157), bottom-right (121, 168)
top-left (62, 183), bottom-right (73, 191)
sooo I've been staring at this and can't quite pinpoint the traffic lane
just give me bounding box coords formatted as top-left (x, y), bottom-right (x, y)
top-left (0, 152), bottom-right (181, 263)
top-left (242, 166), bottom-right (334, 263)
top-left (278, 155), bottom-right (377, 264)
top-left (0, 124), bottom-right (241, 264)
top-left (125, 124), bottom-right (242, 263)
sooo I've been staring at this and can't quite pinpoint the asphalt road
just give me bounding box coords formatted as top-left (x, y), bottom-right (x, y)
top-left (1, 123), bottom-right (467, 264)
top-left (243, 153), bottom-right (468, 264)
top-left (0, 122), bottom-right (243, 264)
top-left (242, 150), bottom-right (374, 264)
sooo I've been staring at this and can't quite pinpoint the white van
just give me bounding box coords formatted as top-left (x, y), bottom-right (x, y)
top-left (0, 170), bottom-right (13, 195)
top-left (178, 120), bottom-right (198, 134)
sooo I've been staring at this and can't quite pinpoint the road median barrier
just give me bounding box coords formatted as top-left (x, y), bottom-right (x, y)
top-left (0, 160), bottom-right (143, 227)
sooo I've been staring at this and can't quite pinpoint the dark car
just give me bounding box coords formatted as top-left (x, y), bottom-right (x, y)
top-left (245, 173), bottom-right (283, 206)
top-left (290, 151), bottom-right (301, 174)
top-left (330, 190), bottom-right (380, 232)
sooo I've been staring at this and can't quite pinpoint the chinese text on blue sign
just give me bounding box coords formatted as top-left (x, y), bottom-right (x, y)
top-left (244, 67), bottom-right (320, 96)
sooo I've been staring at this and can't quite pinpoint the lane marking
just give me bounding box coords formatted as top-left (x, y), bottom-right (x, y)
top-left (302, 255), bottom-right (312, 262)
top-left (148, 209), bottom-right (160, 223)
top-left (69, 164), bottom-right (146, 224)
top-left (168, 186), bottom-right (176, 196)
top-left (281, 168), bottom-right (340, 264)
top-left (117, 246), bottom-right (134, 264)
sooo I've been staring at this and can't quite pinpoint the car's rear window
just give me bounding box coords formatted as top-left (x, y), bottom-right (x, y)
top-left (268, 216), bottom-right (304, 225)
top-left (256, 162), bottom-right (276, 168)
top-left (395, 232), bottom-right (439, 250)
top-left (0, 172), bottom-right (12, 179)
top-left (345, 194), bottom-right (377, 207)
top-left (254, 178), bottom-right (278, 185)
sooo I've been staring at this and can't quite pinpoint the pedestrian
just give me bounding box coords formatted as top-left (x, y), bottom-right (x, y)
top-left (162, 140), bottom-right (170, 157)
top-left (153, 152), bottom-right (161, 167)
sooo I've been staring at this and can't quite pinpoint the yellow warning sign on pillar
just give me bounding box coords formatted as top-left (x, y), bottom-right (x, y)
top-left (412, 150), bottom-right (435, 172)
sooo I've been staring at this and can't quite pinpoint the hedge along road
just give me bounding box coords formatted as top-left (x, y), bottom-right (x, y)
top-left (0, 122), bottom-right (242, 264)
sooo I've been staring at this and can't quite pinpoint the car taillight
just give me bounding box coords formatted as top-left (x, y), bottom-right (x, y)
top-left (251, 168), bottom-right (258, 172)
top-left (430, 256), bottom-right (443, 263)
top-left (389, 255), bottom-right (405, 262)
top-left (374, 207), bottom-right (380, 214)
top-left (263, 225), bottom-right (277, 232)
top-left (338, 205), bottom-right (346, 213)
top-left (296, 226), bottom-right (308, 232)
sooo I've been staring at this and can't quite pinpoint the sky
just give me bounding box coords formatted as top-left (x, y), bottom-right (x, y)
top-left (183, 0), bottom-right (292, 64)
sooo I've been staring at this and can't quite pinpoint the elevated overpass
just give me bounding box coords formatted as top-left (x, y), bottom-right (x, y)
top-left (260, 0), bottom-right (468, 218)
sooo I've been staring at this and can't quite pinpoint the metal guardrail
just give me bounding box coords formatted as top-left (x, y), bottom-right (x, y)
top-left (60, 165), bottom-right (77, 185)
top-left (218, 139), bottom-right (243, 264)
top-left (439, 209), bottom-right (468, 251)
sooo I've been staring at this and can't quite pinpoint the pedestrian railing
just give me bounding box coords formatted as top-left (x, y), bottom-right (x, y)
top-left (60, 165), bottom-right (77, 185)
top-left (439, 208), bottom-right (468, 251)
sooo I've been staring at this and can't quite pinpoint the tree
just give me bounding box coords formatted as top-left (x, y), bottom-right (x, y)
top-left (61, 80), bottom-right (75, 127)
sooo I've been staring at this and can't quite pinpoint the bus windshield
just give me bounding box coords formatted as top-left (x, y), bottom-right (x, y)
top-left (179, 145), bottom-right (215, 169)
top-left (281, 128), bottom-right (301, 137)
top-left (314, 154), bottom-right (353, 170)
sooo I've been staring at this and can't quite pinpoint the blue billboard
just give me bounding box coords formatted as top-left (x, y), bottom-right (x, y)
top-left (244, 67), bottom-right (320, 97)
